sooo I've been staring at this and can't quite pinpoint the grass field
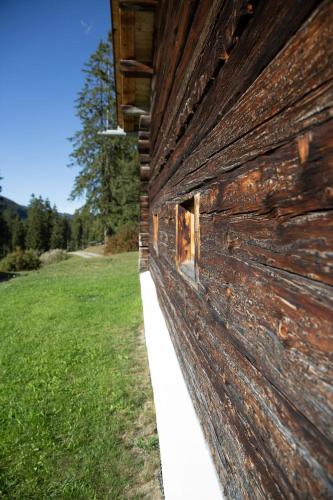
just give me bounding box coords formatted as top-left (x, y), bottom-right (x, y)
top-left (0, 253), bottom-right (161, 499)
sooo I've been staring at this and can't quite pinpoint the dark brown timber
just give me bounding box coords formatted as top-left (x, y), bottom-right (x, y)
top-left (147, 0), bottom-right (333, 497)
top-left (120, 59), bottom-right (154, 77)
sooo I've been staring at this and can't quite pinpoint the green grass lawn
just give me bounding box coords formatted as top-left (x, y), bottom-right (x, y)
top-left (0, 253), bottom-right (160, 499)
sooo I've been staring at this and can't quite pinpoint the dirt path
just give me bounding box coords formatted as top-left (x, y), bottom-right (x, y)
top-left (70, 251), bottom-right (104, 259)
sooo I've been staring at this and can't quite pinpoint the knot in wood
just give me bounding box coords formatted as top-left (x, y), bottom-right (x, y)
top-left (278, 321), bottom-right (289, 340)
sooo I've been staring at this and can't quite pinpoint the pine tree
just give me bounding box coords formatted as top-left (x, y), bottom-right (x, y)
top-left (0, 178), bottom-right (10, 257)
top-left (43, 199), bottom-right (53, 250)
top-left (26, 196), bottom-right (53, 251)
top-left (110, 155), bottom-right (140, 232)
top-left (0, 211), bottom-right (8, 258)
top-left (1, 207), bottom-right (14, 253)
top-left (63, 217), bottom-right (71, 250)
top-left (70, 211), bottom-right (84, 250)
top-left (50, 217), bottom-right (67, 249)
top-left (11, 215), bottom-right (26, 249)
top-left (69, 35), bottom-right (139, 239)
top-left (50, 208), bottom-right (67, 249)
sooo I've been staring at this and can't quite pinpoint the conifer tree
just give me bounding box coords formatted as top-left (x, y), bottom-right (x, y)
top-left (110, 155), bottom-right (139, 232)
top-left (0, 178), bottom-right (10, 257)
top-left (70, 211), bottom-right (84, 250)
top-left (69, 35), bottom-right (139, 239)
top-left (43, 198), bottom-right (53, 249)
top-left (50, 208), bottom-right (68, 249)
top-left (63, 217), bottom-right (72, 249)
top-left (50, 218), bottom-right (65, 249)
top-left (1, 208), bottom-right (14, 253)
top-left (11, 215), bottom-right (26, 249)
top-left (26, 196), bottom-right (53, 251)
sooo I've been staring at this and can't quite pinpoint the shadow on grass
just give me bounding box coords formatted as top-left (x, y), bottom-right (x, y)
top-left (0, 271), bottom-right (17, 283)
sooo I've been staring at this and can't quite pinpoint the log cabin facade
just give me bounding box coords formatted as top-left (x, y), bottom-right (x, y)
top-left (110, 1), bottom-right (333, 497)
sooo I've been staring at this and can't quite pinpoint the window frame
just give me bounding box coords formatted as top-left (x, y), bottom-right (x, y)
top-left (176, 194), bottom-right (200, 284)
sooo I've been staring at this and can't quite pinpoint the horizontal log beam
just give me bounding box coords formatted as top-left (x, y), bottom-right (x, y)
top-left (119, 0), bottom-right (157, 11)
top-left (139, 114), bottom-right (151, 130)
top-left (121, 104), bottom-right (149, 116)
top-left (120, 59), bottom-right (154, 77)
top-left (138, 139), bottom-right (150, 154)
top-left (140, 181), bottom-right (149, 193)
top-left (140, 164), bottom-right (151, 181)
top-left (140, 197), bottom-right (149, 210)
top-left (140, 221), bottom-right (149, 233)
top-left (139, 153), bottom-right (150, 164)
top-left (138, 130), bottom-right (150, 140)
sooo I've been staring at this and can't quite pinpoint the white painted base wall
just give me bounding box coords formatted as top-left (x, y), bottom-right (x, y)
top-left (140, 271), bottom-right (224, 500)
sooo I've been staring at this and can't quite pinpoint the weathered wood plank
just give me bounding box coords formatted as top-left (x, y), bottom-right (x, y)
top-left (153, 78), bottom-right (333, 203)
top-left (150, 0), bottom-right (330, 200)
top-left (140, 164), bottom-right (150, 180)
top-left (138, 130), bottom-right (150, 140)
top-left (150, 0), bottom-right (225, 161)
top-left (150, 0), bottom-right (199, 150)
top-left (152, 207), bottom-right (333, 435)
top-left (140, 194), bottom-right (149, 209)
top-left (193, 120), bottom-right (333, 285)
top-left (140, 208), bottom-right (149, 221)
top-left (149, 0), bottom-right (250, 179)
top-left (139, 221), bottom-right (149, 233)
top-left (151, 257), bottom-right (333, 498)
top-left (140, 181), bottom-right (149, 193)
top-left (139, 114), bottom-right (151, 130)
top-left (166, 85), bottom-right (332, 202)
top-left (137, 139), bottom-right (150, 154)
top-left (139, 153), bottom-right (150, 163)
top-left (146, 0), bottom-right (333, 496)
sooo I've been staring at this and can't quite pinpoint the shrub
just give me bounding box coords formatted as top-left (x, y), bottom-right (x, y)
top-left (40, 249), bottom-right (68, 266)
top-left (0, 249), bottom-right (41, 272)
top-left (104, 224), bottom-right (138, 255)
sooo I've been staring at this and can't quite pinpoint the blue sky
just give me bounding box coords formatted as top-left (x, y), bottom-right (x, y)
top-left (0, 0), bottom-right (111, 213)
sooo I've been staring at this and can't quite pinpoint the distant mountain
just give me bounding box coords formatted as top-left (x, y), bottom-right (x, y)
top-left (0, 196), bottom-right (28, 219)
top-left (0, 196), bottom-right (72, 219)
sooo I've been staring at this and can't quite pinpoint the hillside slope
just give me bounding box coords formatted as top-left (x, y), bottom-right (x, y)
top-left (0, 196), bottom-right (28, 219)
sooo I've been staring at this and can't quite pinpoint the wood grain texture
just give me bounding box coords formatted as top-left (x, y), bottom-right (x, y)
top-left (149, 0), bottom-right (199, 148)
top-left (148, 0), bottom-right (333, 496)
top-left (150, 0), bottom-right (330, 200)
top-left (151, 257), bottom-right (333, 499)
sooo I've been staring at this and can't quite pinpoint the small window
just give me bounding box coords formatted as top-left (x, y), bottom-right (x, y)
top-left (176, 195), bottom-right (199, 282)
top-left (153, 213), bottom-right (158, 254)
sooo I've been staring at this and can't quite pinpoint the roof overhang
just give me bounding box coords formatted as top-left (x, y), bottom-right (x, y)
top-left (110, 0), bottom-right (156, 133)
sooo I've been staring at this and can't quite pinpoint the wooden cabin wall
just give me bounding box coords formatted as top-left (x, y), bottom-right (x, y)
top-left (148, 0), bottom-right (333, 498)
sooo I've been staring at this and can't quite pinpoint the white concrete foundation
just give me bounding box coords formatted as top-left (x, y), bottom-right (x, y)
top-left (140, 271), bottom-right (224, 500)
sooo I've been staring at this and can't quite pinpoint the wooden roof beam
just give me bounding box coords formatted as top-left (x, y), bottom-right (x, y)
top-left (139, 153), bottom-right (150, 163)
top-left (121, 104), bottom-right (149, 116)
top-left (138, 139), bottom-right (150, 154)
top-left (140, 164), bottom-right (150, 181)
top-left (119, 0), bottom-right (157, 11)
top-left (138, 130), bottom-right (150, 140)
top-left (139, 114), bottom-right (151, 130)
top-left (120, 59), bottom-right (154, 77)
